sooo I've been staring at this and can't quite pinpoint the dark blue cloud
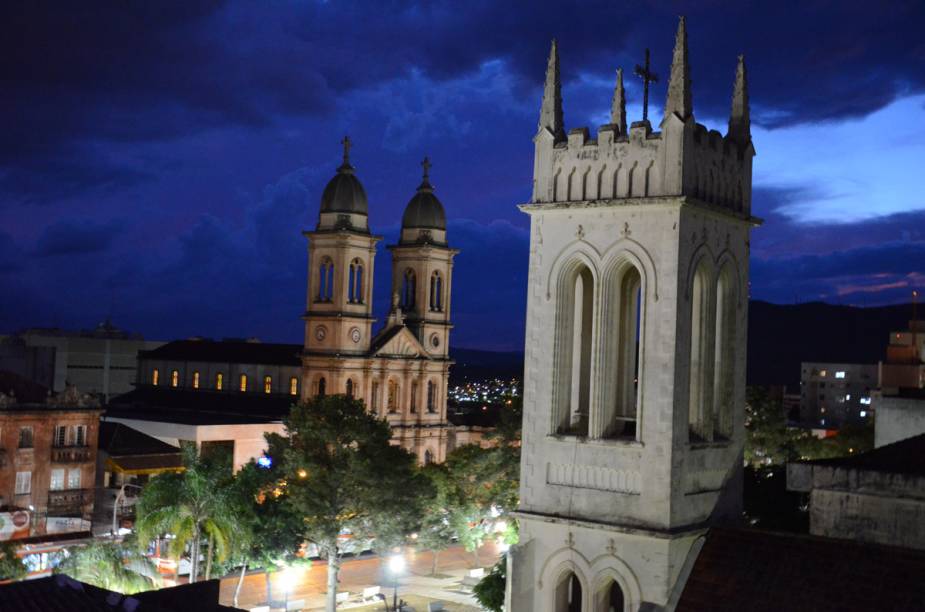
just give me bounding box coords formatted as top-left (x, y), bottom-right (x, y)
top-left (34, 219), bottom-right (125, 257)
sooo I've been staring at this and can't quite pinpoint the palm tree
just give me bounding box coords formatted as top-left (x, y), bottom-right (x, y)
top-left (56, 540), bottom-right (160, 594)
top-left (135, 445), bottom-right (236, 582)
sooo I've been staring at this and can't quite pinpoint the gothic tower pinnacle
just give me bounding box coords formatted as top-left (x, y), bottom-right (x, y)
top-left (727, 54), bottom-right (751, 147)
top-left (664, 16), bottom-right (693, 121)
top-left (611, 67), bottom-right (627, 134)
top-left (538, 39), bottom-right (565, 142)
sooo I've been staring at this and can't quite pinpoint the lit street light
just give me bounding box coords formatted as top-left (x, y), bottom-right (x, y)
top-left (387, 552), bottom-right (406, 611)
top-left (280, 565), bottom-right (299, 610)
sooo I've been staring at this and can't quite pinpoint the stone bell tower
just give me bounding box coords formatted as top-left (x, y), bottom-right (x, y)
top-left (509, 18), bottom-right (758, 611)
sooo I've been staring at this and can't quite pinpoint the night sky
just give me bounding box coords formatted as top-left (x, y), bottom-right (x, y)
top-left (3, 2), bottom-right (924, 351)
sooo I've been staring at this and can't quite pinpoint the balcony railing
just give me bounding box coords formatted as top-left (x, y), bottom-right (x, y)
top-left (50, 446), bottom-right (92, 463)
top-left (47, 488), bottom-right (91, 516)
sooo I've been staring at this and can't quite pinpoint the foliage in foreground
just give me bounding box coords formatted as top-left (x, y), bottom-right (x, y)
top-left (0, 541), bottom-right (27, 582)
top-left (135, 445), bottom-right (237, 582)
top-left (473, 555), bottom-right (506, 612)
top-left (267, 394), bottom-right (434, 612)
top-left (56, 540), bottom-right (160, 594)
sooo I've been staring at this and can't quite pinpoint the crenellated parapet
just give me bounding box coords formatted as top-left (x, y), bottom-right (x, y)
top-left (531, 18), bottom-right (754, 216)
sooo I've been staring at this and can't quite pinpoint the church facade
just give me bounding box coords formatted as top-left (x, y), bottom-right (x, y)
top-left (508, 18), bottom-right (757, 611)
top-left (301, 143), bottom-right (458, 465)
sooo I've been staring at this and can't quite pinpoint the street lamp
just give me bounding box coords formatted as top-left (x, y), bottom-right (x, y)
top-left (280, 565), bottom-right (299, 610)
top-left (388, 553), bottom-right (406, 611)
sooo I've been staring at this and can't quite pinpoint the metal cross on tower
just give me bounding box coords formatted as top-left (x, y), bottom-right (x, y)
top-left (634, 48), bottom-right (659, 122)
top-left (341, 135), bottom-right (352, 164)
top-left (421, 156), bottom-right (431, 181)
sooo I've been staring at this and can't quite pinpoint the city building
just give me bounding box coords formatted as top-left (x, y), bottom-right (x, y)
top-left (879, 317), bottom-right (925, 393)
top-left (301, 143), bottom-right (458, 464)
top-left (508, 19), bottom-right (757, 609)
top-left (0, 372), bottom-right (101, 538)
top-left (799, 362), bottom-right (877, 428)
top-left (787, 432), bottom-right (925, 551)
top-left (104, 339), bottom-right (294, 469)
top-left (93, 422), bottom-right (183, 535)
top-left (0, 321), bottom-right (164, 402)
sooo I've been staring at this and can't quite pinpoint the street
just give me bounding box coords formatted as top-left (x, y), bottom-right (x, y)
top-left (219, 541), bottom-right (504, 611)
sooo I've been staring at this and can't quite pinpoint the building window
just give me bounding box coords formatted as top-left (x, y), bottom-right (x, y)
top-left (554, 571), bottom-right (582, 612)
top-left (424, 449), bottom-right (435, 466)
top-left (402, 269), bottom-right (416, 310)
top-left (67, 468), bottom-right (81, 490)
top-left (171, 370), bottom-right (179, 387)
top-left (602, 262), bottom-right (643, 440)
top-left (553, 262), bottom-right (593, 436)
top-left (349, 259), bottom-right (365, 304)
top-left (239, 374), bottom-right (248, 392)
top-left (15, 472), bottom-right (31, 495)
top-left (289, 377), bottom-right (299, 396)
top-left (688, 259), bottom-right (711, 441)
top-left (387, 380), bottom-right (398, 413)
top-left (410, 382), bottom-right (418, 413)
top-left (318, 377), bottom-right (326, 398)
top-left (371, 381), bottom-right (380, 412)
top-left (427, 381), bottom-right (436, 413)
top-left (819, 369), bottom-right (827, 377)
top-left (317, 257), bottom-right (334, 302)
top-left (193, 371), bottom-right (200, 389)
top-left (835, 371), bottom-right (846, 379)
top-left (429, 271), bottom-right (444, 312)
top-left (50, 469), bottom-right (65, 491)
top-left (216, 372), bottom-right (224, 390)
top-left (70, 425), bottom-right (87, 447)
top-left (264, 376), bottom-right (272, 394)
top-left (346, 379), bottom-right (354, 398)
top-left (712, 262), bottom-right (736, 439)
top-left (18, 427), bottom-right (33, 449)
top-left (152, 368), bottom-right (159, 386)
top-left (54, 425), bottom-right (67, 448)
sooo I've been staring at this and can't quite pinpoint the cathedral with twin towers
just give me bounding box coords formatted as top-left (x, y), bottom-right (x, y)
top-left (509, 17), bottom-right (757, 610)
top-left (301, 139), bottom-right (457, 465)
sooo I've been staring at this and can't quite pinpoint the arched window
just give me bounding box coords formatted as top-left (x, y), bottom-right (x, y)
top-left (689, 259), bottom-right (712, 441)
top-left (402, 269), bottom-right (416, 310)
top-left (410, 382), bottom-right (418, 413)
top-left (152, 369), bottom-right (159, 386)
top-left (264, 375), bottom-right (272, 394)
top-left (346, 378), bottom-right (354, 398)
top-left (596, 579), bottom-right (625, 612)
top-left (239, 374), bottom-right (248, 393)
top-left (216, 372), bottom-right (224, 390)
top-left (387, 380), bottom-right (398, 413)
top-left (170, 370), bottom-right (179, 387)
top-left (602, 263), bottom-right (643, 440)
top-left (626, 164), bottom-right (636, 197)
top-left (348, 259), bottom-right (364, 304)
top-left (317, 377), bottom-right (326, 398)
top-left (289, 376), bottom-right (299, 396)
top-left (424, 449), bottom-right (435, 466)
top-left (429, 272), bottom-right (443, 312)
top-left (555, 571), bottom-right (582, 612)
top-left (427, 380), bottom-right (436, 413)
top-left (317, 257), bottom-right (334, 302)
top-left (192, 371), bottom-right (200, 389)
top-left (553, 262), bottom-right (594, 436)
top-left (713, 263), bottom-right (736, 439)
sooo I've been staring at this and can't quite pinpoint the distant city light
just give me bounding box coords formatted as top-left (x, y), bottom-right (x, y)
top-left (835, 371), bottom-right (846, 379)
top-left (860, 410), bottom-right (867, 417)
top-left (257, 455), bottom-right (272, 468)
top-left (860, 397), bottom-right (871, 405)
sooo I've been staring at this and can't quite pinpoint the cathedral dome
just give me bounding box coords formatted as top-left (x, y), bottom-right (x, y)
top-left (320, 163), bottom-right (368, 215)
top-left (401, 157), bottom-right (446, 231)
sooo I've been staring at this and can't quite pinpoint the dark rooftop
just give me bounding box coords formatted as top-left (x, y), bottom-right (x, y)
top-left (800, 432), bottom-right (925, 477)
top-left (0, 575), bottom-right (237, 612)
top-left (0, 369), bottom-right (49, 403)
top-left (99, 421), bottom-right (181, 456)
top-left (107, 387), bottom-right (292, 425)
top-left (677, 527), bottom-right (925, 612)
top-left (141, 339), bottom-right (302, 366)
